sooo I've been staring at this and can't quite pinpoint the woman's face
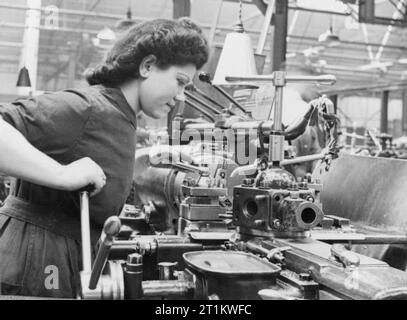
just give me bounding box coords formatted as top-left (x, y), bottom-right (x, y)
top-left (138, 62), bottom-right (196, 119)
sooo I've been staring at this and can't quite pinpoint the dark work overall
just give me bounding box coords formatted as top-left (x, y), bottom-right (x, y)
top-left (0, 85), bottom-right (137, 298)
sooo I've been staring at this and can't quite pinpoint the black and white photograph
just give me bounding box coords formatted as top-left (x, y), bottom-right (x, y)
top-left (0, 0), bottom-right (407, 310)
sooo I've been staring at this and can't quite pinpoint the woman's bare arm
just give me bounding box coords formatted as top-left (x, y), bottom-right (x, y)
top-left (0, 117), bottom-right (106, 195)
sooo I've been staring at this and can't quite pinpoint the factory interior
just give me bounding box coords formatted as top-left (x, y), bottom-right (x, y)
top-left (1, 0), bottom-right (407, 301)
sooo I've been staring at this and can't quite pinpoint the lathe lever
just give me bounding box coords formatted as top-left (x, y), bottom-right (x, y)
top-left (88, 216), bottom-right (122, 289)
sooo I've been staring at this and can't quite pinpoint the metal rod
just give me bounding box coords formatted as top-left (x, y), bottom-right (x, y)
top-left (380, 91), bottom-right (389, 134)
top-left (0, 3), bottom-right (148, 20)
top-left (208, 0), bottom-right (223, 46)
top-left (225, 74), bottom-right (336, 85)
top-left (230, 153), bottom-right (326, 178)
top-left (279, 153), bottom-right (325, 165)
top-left (184, 91), bottom-right (222, 115)
top-left (184, 99), bottom-right (216, 122)
top-left (256, 0), bottom-right (275, 55)
top-left (80, 191), bottom-right (92, 273)
top-left (142, 280), bottom-right (194, 298)
top-left (375, 0), bottom-right (407, 62)
top-left (193, 87), bottom-right (227, 110)
top-left (212, 84), bottom-right (249, 115)
top-left (88, 216), bottom-right (121, 289)
top-left (269, 71), bottom-right (286, 165)
top-left (273, 86), bottom-right (284, 131)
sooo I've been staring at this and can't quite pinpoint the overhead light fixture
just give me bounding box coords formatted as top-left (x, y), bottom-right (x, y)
top-left (16, 66), bottom-right (31, 87)
top-left (97, 27), bottom-right (116, 41)
top-left (318, 15), bottom-right (340, 48)
top-left (213, 0), bottom-right (258, 88)
top-left (318, 27), bottom-right (340, 47)
top-left (93, 26), bottom-right (116, 48)
top-left (115, 2), bottom-right (136, 33)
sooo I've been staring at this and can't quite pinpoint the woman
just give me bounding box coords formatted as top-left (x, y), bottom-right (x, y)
top-left (0, 18), bottom-right (209, 298)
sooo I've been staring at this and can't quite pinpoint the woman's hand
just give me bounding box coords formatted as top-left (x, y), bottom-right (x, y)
top-left (0, 118), bottom-right (107, 195)
top-left (58, 157), bottom-right (106, 196)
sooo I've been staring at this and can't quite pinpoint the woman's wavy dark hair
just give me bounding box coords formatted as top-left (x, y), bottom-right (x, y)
top-left (85, 18), bottom-right (209, 86)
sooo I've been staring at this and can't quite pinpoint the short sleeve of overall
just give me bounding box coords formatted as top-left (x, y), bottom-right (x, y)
top-left (0, 91), bottom-right (91, 298)
top-left (0, 87), bottom-right (137, 298)
top-left (0, 91), bottom-right (90, 159)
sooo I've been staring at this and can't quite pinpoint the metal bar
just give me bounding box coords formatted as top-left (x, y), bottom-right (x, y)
top-left (252, 0), bottom-right (351, 16)
top-left (280, 153), bottom-right (325, 165)
top-left (80, 191), bottom-right (92, 273)
top-left (184, 91), bottom-right (221, 115)
top-left (225, 74), bottom-right (336, 85)
top-left (208, 0), bottom-right (223, 46)
top-left (273, 86), bottom-right (283, 131)
top-left (381, 90), bottom-right (389, 133)
top-left (320, 81), bottom-right (407, 95)
top-left (272, 0), bottom-right (288, 71)
top-left (193, 87), bottom-right (226, 110)
top-left (329, 94), bottom-right (338, 115)
top-left (389, 0), bottom-right (407, 17)
top-left (184, 99), bottom-right (215, 122)
top-left (230, 153), bottom-right (326, 178)
top-left (402, 90), bottom-right (407, 135)
top-left (286, 34), bottom-right (407, 51)
top-left (256, 0), bottom-right (274, 55)
top-left (286, 9), bottom-right (299, 44)
top-left (360, 23), bottom-right (375, 63)
top-left (142, 280), bottom-right (194, 298)
top-left (375, 0), bottom-right (406, 61)
top-left (212, 84), bottom-right (249, 115)
top-left (288, 5), bottom-right (351, 17)
top-left (18, 0), bottom-right (41, 94)
top-left (172, 0), bottom-right (191, 19)
top-left (0, 2), bottom-right (140, 20)
top-left (88, 216), bottom-right (121, 290)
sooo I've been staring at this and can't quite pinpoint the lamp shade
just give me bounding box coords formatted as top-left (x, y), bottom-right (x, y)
top-left (213, 30), bottom-right (258, 86)
top-left (16, 66), bottom-right (32, 87)
top-left (97, 27), bottom-right (116, 41)
top-left (318, 27), bottom-right (340, 48)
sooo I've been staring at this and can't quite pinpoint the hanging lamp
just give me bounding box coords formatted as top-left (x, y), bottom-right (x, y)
top-left (213, 0), bottom-right (258, 87)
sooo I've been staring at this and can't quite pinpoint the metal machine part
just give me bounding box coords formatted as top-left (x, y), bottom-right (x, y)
top-left (132, 146), bottom-right (244, 233)
top-left (182, 250), bottom-right (281, 300)
top-left (225, 72), bottom-right (336, 167)
top-left (198, 72), bottom-right (253, 118)
top-left (77, 71), bottom-right (407, 300)
top-left (313, 153), bottom-right (407, 270)
top-left (241, 237), bottom-right (407, 300)
top-left (89, 216), bottom-right (121, 289)
top-left (177, 177), bottom-right (232, 236)
top-left (314, 153), bottom-right (407, 230)
top-left (229, 94), bottom-right (339, 178)
top-left (233, 167), bottom-right (323, 238)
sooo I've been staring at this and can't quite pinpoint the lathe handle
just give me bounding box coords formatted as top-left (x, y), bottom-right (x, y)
top-left (88, 216), bottom-right (121, 290)
top-left (80, 190), bottom-right (92, 273)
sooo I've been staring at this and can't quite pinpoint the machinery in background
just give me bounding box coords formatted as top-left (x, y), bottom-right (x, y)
top-left (75, 72), bottom-right (407, 300)
top-left (130, 72), bottom-right (337, 233)
top-left (342, 128), bottom-right (407, 159)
